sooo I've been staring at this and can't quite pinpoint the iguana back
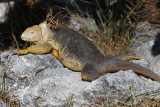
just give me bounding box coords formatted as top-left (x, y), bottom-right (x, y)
top-left (49, 27), bottom-right (105, 71)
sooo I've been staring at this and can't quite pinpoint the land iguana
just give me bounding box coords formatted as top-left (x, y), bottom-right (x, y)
top-left (13, 22), bottom-right (160, 82)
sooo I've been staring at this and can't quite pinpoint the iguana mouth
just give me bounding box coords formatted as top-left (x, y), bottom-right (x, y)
top-left (21, 34), bottom-right (27, 41)
top-left (21, 35), bottom-right (33, 41)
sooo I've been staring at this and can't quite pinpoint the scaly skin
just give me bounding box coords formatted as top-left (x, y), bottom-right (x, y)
top-left (13, 22), bottom-right (160, 82)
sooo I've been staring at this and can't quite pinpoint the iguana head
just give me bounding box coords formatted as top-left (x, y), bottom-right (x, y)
top-left (21, 21), bottom-right (54, 44)
top-left (21, 25), bottom-right (43, 43)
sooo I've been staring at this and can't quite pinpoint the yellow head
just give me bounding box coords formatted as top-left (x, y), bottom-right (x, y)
top-left (21, 25), bottom-right (42, 43)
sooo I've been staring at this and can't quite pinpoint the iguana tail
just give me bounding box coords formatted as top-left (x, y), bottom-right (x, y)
top-left (81, 59), bottom-right (160, 82)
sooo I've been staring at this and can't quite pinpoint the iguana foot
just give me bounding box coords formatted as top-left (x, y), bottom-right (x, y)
top-left (13, 43), bottom-right (53, 55)
top-left (121, 56), bottom-right (142, 61)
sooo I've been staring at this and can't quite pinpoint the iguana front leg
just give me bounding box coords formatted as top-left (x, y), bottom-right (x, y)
top-left (13, 43), bottom-right (53, 54)
top-left (52, 49), bottom-right (59, 59)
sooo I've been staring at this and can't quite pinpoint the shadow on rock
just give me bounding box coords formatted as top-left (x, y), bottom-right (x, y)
top-left (151, 33), bottom-right (160, 56)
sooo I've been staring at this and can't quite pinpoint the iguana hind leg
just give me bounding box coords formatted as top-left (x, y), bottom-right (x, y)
top-left (81, 63), bottom-right (105, 81)
top-left (82, 59), bottom-right (160, 82)
top-left (120, 56), bottom-right (142, 61)
top-left (108, 55), bottom-right (142, 61)
top-left (13, 43), bottom-right (53, 54)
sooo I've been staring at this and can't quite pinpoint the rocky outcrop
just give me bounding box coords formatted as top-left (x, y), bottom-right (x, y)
top-left (0, 100), bottom-right (8, 107)
top-left (0, 0), bottom-right (14, 23)
top-left (128, 21), bottom-right (160, 75)
top-left (0, 50), bottom-right (160, 106)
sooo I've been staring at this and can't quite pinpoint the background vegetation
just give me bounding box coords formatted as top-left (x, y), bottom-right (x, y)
top-left (0, 0), bottom-right (143, 56)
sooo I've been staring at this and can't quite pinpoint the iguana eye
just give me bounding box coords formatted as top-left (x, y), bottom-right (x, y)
top-left (30, 31), bottom-right (34, 34)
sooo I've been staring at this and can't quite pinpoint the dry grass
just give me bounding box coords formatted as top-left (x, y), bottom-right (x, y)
top-left (0, 65), bottom-right (19, 107)
top-left (46, 0), bottom-right (144, 56)
top-left (0, 0), bottom-right (144, 56)
top-left (64, 89), bottom-right (160, 107)
top-left (0, 92), bottom-right (19, 107)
